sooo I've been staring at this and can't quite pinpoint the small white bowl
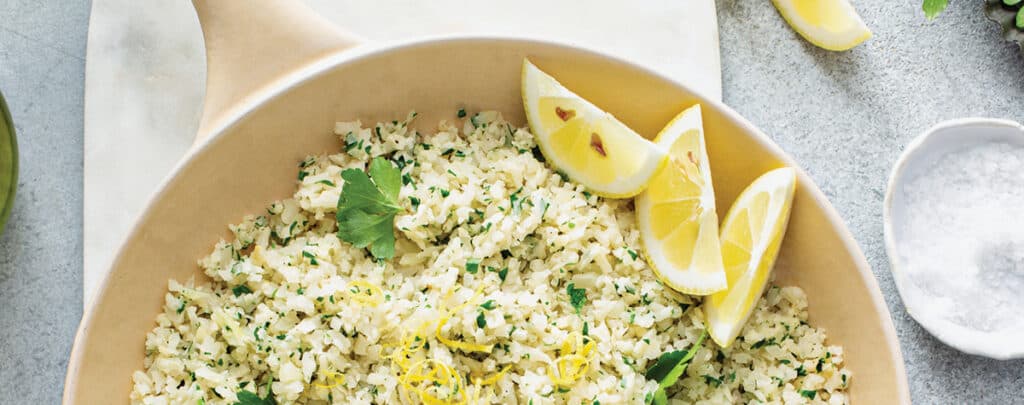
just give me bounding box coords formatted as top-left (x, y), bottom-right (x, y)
top-left (884, 117), bottom-right (1024, 360)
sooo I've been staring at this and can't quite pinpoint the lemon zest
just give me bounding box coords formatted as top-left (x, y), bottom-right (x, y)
top-left (473, 365), bottom-right (511, 386)
top-left (384, 285), bottom-right (509, 404)
top-left (312, 371), bottom-right (345, 389)
top-left (347, 279), bottom-right (384, 307)
top-left (546, 333), bottom-right (595, 387)
top-left (399, 359), bottom-right (468, 405)
top-left (381, 322), bottom-right (429, 373)
top-left (436, 285), bottom-right (493, 353)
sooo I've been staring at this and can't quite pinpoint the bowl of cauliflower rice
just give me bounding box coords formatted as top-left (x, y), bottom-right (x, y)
top-left (64, 2), bottom-right (909, 404)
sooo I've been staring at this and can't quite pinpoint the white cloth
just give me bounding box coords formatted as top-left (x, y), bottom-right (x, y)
top-left (83, 0), bottom-right (722, 309)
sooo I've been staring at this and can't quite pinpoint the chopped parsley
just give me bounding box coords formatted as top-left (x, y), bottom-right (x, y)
top-left (335, 157), bottom-right (402, 259)
top-left (750, 337), bottom-right (776, 349)
top-left (301, 251), bottom-right (318, 265)
top-left (465, 258), bottom-right (480, 274)
top-left (701, 374), bottom-right (722, 388)
top-left (800, 390), bottom-right (817, 400)
top-left (476, 312), bottom-right (487, 328)
top-left (457, 108), bottom-right (467, 118)
top-left (232, 285), bottom-right (253, 297)
top-left (479, 300), bottom-right (497, 310)
top-left (566, 283), bottom-right (587, 314)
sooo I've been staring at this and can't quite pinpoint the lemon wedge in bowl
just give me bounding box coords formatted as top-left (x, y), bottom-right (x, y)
top-left (521, 59), bottom-right (668, 198)
top-left (772, 0), bottom-right (872, 51)
top-left (636, 105), bottom-right (727, 296)
top-left (706, 167), bottom-right (797, 347)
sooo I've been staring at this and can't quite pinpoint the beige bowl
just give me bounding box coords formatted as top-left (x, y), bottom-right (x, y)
top-left (64, 1), bottom-right (909, 403)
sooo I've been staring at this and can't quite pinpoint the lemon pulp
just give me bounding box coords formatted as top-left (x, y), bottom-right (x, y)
top-left (705, 168), bottom-right (797, 347)
top-left (773, 0), bottom-right (872, 51)
top-left (522, 59), bottom-right (667, 198)
top-left (636, 105), bottom-right (727, 296)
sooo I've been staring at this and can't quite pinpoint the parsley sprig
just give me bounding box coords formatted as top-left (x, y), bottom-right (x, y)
top-left (644, 331), bottom-right (707, 405)
top-left (234, 389), bottom-right (276, 405)
top-left (335, 157), bottom-right (403, 259)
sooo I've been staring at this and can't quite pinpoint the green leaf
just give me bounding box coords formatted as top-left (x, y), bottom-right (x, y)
top-left (234, 389), bottom-right (276, 405)
top-left (645, 351), bottom-right (686, 385)
top-left (644, 331), bottom-right (707, 403)
top-left (922, 0), bottom-right (948, 20)
top-left (368, 157), bottom-right (402, 203)
top-left (336, 157), bottom-right (403, 259)
top-left (652, 389), bottom-right (668, 405)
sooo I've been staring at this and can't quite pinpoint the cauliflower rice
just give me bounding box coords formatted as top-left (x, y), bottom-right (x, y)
top-left (130, 111), bottom-right (851, 404)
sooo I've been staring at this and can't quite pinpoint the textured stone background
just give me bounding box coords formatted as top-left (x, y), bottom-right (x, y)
top-left (0, 0), bottom-right (1021, 403)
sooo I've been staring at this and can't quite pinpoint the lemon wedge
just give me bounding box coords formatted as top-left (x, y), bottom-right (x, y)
top-left (705, 168), bottom-right (797, 347)
top-left (521, 59), bottom-right (668, 198)
top-left (636, 105), bottom-right (727, 296)
top-left (772, 0), bottom-right (872, 51)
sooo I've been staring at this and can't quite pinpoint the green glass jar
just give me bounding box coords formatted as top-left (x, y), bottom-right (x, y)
top-left (0, 90), bottom-right (17, 233)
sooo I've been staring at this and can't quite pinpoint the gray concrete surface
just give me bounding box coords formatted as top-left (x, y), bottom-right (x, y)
top-left (719, 1), bottom-right (1024, 404)
top-left (0, 0), bottom-right (1021, 403)
top-left (0, 0), bottom-right (90, 403)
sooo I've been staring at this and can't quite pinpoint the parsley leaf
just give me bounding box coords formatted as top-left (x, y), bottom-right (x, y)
top-left (336, 157), bottom-right (403, 259)
top-left (644, 331), bottom-right (707, 405)
top-left (231, 285), bottom-right (253, 297)
top-left (234, 389), bottom-right (276, 405)
top-left (922, 0), bottom-right (947, 20)
top-left (566, 283), bottom-right (587, 314)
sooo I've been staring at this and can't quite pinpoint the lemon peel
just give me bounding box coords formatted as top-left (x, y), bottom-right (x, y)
top-left (400, 359), bottom-right (467, 405)
top-left (312, 371), bottom-right (345, 389)
top-left (347, 280), bottom-right (384, 307)
top-left (436, 285), bottom-right (494, 354)
top-left (547, 333), bottom-right (595, 387)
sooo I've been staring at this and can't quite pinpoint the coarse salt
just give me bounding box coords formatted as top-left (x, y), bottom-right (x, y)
top-left (894, 141), bottom-right (1024, 333)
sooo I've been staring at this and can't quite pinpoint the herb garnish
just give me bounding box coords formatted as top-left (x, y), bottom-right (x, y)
top-left (566, 283), bottom-right (587, 314)
top-left (234, 388), bottom-right (276, 405)
top-left (232, 285), bottom-right (253, 297)
top-left (465, 258), bottom-right (480, 274)
top-left (644, 331), bottom-right (707, 405)
top-left (335, 157), bottom-right (403, 259)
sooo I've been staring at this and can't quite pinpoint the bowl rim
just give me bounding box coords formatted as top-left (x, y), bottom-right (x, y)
top-left (0, 90), bottom-right (17, 233)
top-left (883, 117), bottom-right (1024, 360)
top-left (66, 34), bottom-right (910, 402)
